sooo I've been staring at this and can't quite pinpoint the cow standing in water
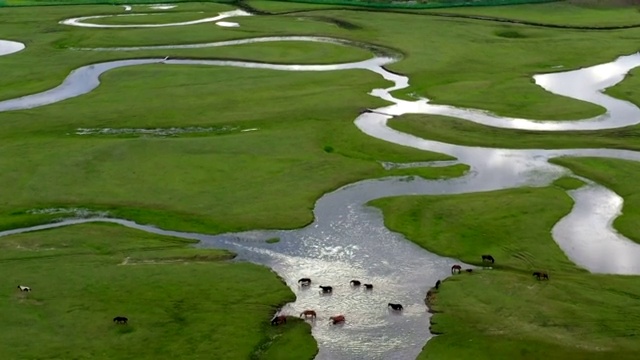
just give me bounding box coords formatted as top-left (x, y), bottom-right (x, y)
top-left (300, 310), bottom-right (317, 319)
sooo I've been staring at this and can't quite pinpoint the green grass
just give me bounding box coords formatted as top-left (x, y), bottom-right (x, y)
top-left (0, 222), bottom-right (317, 359)
top-left (0, 65), bottom-right (462, 234)
top-left (552, 176), bottom-right (585, 190)
top-left (387, 113), bottom-right (640, 152)
top-left (370, 183), bottom-right (640, 359)
top-left (247, 0), bottom-right (350, 13)
top-left (423, 1), bottom-right (640, 27)
top-left (1, 2), bottom-right (638, 236)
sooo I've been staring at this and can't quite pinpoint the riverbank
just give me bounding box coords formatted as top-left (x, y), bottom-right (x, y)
top-left (551, 157), bottom-right (640, 245)
top-left (370, 176), bottom-right (640, 359)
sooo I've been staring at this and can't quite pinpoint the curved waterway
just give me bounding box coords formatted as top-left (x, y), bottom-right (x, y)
top-left (2, 7), bottom-right (640, 359)
top-left (60, 9), bottom-right (251, 28)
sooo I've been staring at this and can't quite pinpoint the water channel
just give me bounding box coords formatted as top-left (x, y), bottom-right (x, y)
top-left (1, 5), bottom-right (640, 359)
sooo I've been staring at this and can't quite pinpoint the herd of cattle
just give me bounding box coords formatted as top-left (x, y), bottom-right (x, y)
top-left (270, 278), bottom-right (404, 326)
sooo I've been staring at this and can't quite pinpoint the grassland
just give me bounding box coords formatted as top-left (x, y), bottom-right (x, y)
top-left (1, 1), bottom-right (640, 236)
top-left (370, 177), bottom-right (640, 359)
top-left (0, 222), bottom-right (317, 359)
top-left (423, 1), bottom-right (640, 27)
top-left (3, 1), bottom-right (640, 358)
top-left (0, 3), bottom-right (476, 234)
top-left (248, 0), bottom-right (640, 27)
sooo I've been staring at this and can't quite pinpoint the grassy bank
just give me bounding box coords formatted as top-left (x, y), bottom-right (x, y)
top-left (0, 222), bottom-right (317, 359)
top-left (387, 114), bottom-right (640, 151)
top-left (551, 157), bottom-right (640, 245)
top-left (370, 179), bottom-right (640, 359)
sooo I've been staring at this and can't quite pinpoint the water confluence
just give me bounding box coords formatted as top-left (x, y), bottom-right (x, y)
top-left (1, 5), bottom-right (640, 359)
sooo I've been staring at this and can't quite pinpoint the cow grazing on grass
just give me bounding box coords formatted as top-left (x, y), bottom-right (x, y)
top-left (533, 271), bottom-right (549, 280)
top-left (17, 285), bottom-right (30, 292)
top-left (271, 315), bottom-right (287, 325)
top-left (113, 316), bottom-right (128, 325)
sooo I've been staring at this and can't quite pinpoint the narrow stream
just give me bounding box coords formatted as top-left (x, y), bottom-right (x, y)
top-left (2, 5), bottom-right (640, 359)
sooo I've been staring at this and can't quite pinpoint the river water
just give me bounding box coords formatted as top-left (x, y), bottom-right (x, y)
top-left (1, 5), bottom-right (640, 359)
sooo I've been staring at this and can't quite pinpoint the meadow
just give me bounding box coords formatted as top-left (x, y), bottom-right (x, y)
top-left (0, 223), bottom-right (317, 359)
top-left (371, 172), bottom-right (640, 359)
top-left (2, 0), bottom-right (640, 359)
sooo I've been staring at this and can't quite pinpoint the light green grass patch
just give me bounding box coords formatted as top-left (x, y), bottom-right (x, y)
top-left (0, 65), bottom-right (460, 234)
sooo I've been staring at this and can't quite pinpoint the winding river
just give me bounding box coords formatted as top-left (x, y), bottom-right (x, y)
top-left (2, 5), bottom-right (640, 359)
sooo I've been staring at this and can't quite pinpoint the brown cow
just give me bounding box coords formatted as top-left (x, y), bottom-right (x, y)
top-left (300, 310), bottom-right (317, 319)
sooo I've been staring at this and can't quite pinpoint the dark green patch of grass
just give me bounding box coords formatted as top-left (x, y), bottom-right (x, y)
top-left (495, 29), bottom-right (528, 38)
top-left (552, 176), bottom-right (586, 190)
top-left (265, 237), bottom-right (281, 244)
